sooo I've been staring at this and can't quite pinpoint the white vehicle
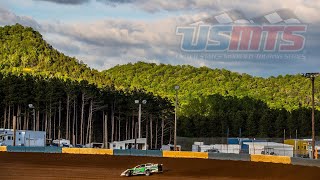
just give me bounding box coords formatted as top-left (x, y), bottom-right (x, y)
top-left (52, 139), bottom-right (72, 147)
top-left (120, 163), bottom-right (163, 177)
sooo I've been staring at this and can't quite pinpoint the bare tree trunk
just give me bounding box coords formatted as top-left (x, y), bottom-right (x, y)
top-left (8, 105), bottom-right (11, 129)
top-left (49, 102), bottom-right (52, 140)
top-left (12, 105), bottom-right (15, 129)
top-left (26, 111), bottom-right (29, 130)
top-left (104, 113), bottom-right (108, 148)
top-left (17, 105), bottom-right (21, 130)
top-left (4, 105), bottom-right (7, 129)
top-left (58, 100), bottom-right (61, 139)
top-left (126, 117), bottom-right (128, 140)
top-left (80, 93), bottom-right (85, 144)
top-left (88, 99), bottom-right (93, 145)
top-left (161, 118), bottom-right (164, 146)
top-left (146, 118), bottom-right (148, 149)
top-left (118, 110), bottom-right (121, 141)
top-left (150, 115), bottom-right (153, 149)
top-left (45, 105), bottom-right (48, 138)
top-left (86, 99), bottom-right (91, 145)
top-left (36, 107), bottom-right (40, 131)
top-left (23, 107), bottom-right (27, 130)
top-left (66, 95), bottom-right (70, 140)
top-left (111, 102), bottom-right (115, 142)
top-left (75, 101), bottom-right (78, 145)
top-left (103, 111), bottom-right (105, 147)
top-left (155, 119), bottom-right (158, 149)
top-left (169, 126), bottom-right (172, 144)
top-left (131, 111), bottom-right (134, 139)
top-left (72, 99), bottom-right (76, 146)
top-left (53, 110), bottom-right (56, 140)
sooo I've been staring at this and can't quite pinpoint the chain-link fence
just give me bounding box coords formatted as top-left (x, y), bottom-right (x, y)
top-left (177, 136), bottom-right (320, 159)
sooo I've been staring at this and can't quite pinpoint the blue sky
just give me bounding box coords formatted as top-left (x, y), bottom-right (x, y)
top-left (0, 0), bottom-right (319, 77)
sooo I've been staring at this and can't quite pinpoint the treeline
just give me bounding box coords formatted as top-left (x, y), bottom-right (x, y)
top-left (0, 73), bottom-right (174, 148)
top-left (104, 62), bottom-right (320, 111)
top-left (178, 94), bottom-right (320, 138)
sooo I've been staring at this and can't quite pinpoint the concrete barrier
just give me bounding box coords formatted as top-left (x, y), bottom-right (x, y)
top-left (93, 149), bottom-right (113, 155)
top-left (25, 147), bottom-right (45, 153)
top-left (208, 153), bottom-right (250, 161)
top-left (62, 148), bottom-right (113, 155)
top-left (113, 149), bottom-right (131, 156)
top-left (251, 155), bottom-right (291, 164)
top-left (62, 148), bottom-right (81, 154)
top-left (0, 146), bottom-right (7, 152)
top-left (291, 158), bottom-right (320, 167)
top-left (146, 150), bottom-right (162, 157)
top-left (163, 151), bottom-right (208, 159)
top-left (45, 146), bottom-right (62, 153)
top-left (7, 146), bottom-right (26, 152)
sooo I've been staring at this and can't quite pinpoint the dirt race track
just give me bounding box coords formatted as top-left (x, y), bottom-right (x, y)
top-left (0, 153), bottom-right (319, 180)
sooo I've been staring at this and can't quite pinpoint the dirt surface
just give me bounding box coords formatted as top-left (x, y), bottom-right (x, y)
top-left (0, 152), bottom-right (319, 180)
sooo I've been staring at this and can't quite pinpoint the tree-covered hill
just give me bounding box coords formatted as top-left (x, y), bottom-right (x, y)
top-left (0, 24), bottom-right (110, 86)
top-left (103, 62), bottom-right (320, 111)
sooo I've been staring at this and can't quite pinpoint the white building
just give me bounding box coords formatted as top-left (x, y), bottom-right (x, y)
top-left (0, 129), bottom-right (46, 147)
top-left (192, 142), bottom-right (240, 154)
top-left (244, 142), bottom-right (294, 157)
top-left (109, 138), bottom-right (147, 150)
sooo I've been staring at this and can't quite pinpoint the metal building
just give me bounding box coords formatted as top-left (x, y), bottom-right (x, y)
top-left (0, 129), bottom-right (46, 147)
top-left (109, 138), bottom-right (147, 150)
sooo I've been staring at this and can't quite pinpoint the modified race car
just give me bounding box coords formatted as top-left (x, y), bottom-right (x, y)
top-left (120, 163), bottom-right (163, 177)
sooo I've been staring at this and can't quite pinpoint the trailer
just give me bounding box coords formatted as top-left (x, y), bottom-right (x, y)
top-left (0, 129), bottom-right (46, 147)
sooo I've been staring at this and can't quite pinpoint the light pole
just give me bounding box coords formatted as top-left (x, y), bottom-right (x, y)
top-left (135, 99), bottom-right (147, 139)
top-left (28, 104), bottom-right (35, 131)
top-left (303, 73), bottom-right (320, 159)
top-left (174, 85), bottom-right (180, 151)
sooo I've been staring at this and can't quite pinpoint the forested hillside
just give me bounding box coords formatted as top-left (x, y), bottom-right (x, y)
top-left (0, 24), bottom-right (110, 86)
top-left (0, 24), bottom-right (319, 140)
top-left (104, 62), bottom-right (320, 111)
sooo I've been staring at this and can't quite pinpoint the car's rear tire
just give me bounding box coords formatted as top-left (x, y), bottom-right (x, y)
top-left (145, 170), bottom-right (151, 176)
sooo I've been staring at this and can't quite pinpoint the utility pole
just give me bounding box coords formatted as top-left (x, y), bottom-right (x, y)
top-left (303, 73), bottom-right (319, 159)
top-left (135, 100), bottom-right (147, 139)
top-left (174, 85), bottom-right (180, 151)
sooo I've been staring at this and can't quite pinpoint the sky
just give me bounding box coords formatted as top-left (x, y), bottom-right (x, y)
top-left (0, 0), bottom-right (319, 77)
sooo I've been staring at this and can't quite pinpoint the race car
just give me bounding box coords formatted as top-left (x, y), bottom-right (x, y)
top-left (120, 163), bottom-right (163, 177)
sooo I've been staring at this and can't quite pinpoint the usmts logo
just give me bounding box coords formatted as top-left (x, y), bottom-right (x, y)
top-left (176, 9), bottom-right (307, 54)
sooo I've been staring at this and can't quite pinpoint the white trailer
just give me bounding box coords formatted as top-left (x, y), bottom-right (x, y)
top-left (0, 129), bottom-right (46, 147)
top-left (244, 142), bottom-right (294, 157)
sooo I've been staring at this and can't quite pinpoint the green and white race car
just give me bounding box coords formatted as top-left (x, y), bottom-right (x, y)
top-left (120, 163), bottom-right (163, 177)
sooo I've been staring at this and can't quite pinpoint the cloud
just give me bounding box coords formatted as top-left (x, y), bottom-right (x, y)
top-left (0, 8), bottom-right (40, 29)
top-left (1, 2), bottom-right (320, 76)
top-left (35, 0), bottom-right (89, 5)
